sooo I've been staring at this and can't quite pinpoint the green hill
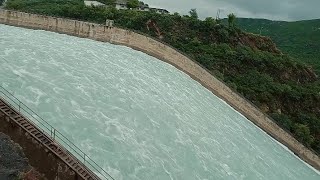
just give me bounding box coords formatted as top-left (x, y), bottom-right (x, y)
top-left (4, 0), bottom-right (320, 154)
top-left (236, 18), bottom-right (320, 73)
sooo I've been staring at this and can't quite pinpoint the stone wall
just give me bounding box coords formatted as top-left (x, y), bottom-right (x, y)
top-left (0, 9), bottom-right (319, 170)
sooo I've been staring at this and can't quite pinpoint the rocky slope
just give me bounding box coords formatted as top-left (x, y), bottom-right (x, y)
top-left (0, 132), bottom-right (31, 179)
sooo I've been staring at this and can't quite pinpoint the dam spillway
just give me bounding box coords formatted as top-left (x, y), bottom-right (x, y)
top-left (0, 24), bottom-right (319, 180)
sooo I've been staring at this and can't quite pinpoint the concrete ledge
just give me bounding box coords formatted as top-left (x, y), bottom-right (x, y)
top-left (0, 97), bottom-right (102, 180)
top-left (0, 9), bottom-right (319, 170)
top-left (0, 112), bottom-right (77, 180)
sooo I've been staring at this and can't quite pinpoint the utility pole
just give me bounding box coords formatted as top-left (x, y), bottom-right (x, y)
top-left (216, 9), bottom-right (221, 21)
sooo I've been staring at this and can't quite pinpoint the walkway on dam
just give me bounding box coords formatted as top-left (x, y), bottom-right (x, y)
top-left (0, 86), bottom-right (114, 180)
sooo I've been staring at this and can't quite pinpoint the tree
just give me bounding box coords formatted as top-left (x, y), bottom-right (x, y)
top-left (227, 13), bottom-right (236, 28)
top-left (189, 9), bottom-right (198, 19)
top-left (293, 123), bottom-right (315, 147)
top-left (204, 17), bottom-right (216, 28)
top-left (127, 0), bottom-right (139, 9)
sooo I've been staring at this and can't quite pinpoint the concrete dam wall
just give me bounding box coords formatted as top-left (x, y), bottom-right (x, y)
top-left (0, 9), bottom-right (319, 170)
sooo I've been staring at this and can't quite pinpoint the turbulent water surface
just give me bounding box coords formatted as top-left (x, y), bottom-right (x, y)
top-left (0, 24), bottom-right (319, 180)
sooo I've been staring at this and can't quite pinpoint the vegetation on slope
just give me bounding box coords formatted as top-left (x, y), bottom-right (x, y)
top-left (4, 0), bottom-right (320, 154)
top-left (235, 18), bottom-right (320, 73)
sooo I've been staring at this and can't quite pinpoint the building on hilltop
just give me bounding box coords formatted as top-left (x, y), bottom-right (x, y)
top-left (84, 0), bottom-right (106, 7)
top-left (149, 7), bottom-right (169, 14)
top-left (115, 0), bottom-right (169, 14)
top-left (83, 0), bottom-right (169, 14)
top-left (138, 3), bottom-right (150, 11)
top-left (115, 0), bottom-right (128, 10)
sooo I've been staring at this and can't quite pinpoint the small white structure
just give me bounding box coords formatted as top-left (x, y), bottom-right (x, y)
top-left (106, 19), bottom-right (114, 27)
top-left (115, 0), bottom-right (128, 10)
top-left (138, 4), bottom-right (150, 12)
top-left (139, 7), bottom-right (150, 12)
top-left (84, 1), bottom-right (105, 7)
top-left (113, 0), bottom-right (169, 13)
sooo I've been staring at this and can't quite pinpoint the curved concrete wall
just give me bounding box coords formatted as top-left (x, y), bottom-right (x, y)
top-left (0, 9), bottom-right (319, 170)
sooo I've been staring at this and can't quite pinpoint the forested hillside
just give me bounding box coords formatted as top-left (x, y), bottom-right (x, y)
top-left (236, 18), bottom-right (320, 73)
top-left (4, 0), bottom-right (320, 154)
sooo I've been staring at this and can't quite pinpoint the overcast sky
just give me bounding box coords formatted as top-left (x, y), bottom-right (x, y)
top-left (143, 0), bottom-right (320, 21)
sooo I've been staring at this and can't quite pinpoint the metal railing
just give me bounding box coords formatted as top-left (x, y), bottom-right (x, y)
top-left (0, 85), bottom-right (115, 180)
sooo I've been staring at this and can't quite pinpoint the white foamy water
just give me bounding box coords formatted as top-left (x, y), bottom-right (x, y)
top-left (0, 24), bottom-right (319, 180)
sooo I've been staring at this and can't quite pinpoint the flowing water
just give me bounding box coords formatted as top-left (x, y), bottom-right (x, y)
top-left (0, 24), bottom-right (319, 180)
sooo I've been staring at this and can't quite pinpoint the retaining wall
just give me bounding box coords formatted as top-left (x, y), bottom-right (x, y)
top-left (0, 9), bottom-right (319, 170)
top-left (0, 112), bottom-right (79, 180)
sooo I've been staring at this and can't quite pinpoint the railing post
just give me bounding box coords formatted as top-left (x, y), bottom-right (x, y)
top-left (19, 102), bottom-right (21, 112)
top-left (84, 154), bottom-right (86, 164)
top-left (53, 129), bottom-right (56, 140)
